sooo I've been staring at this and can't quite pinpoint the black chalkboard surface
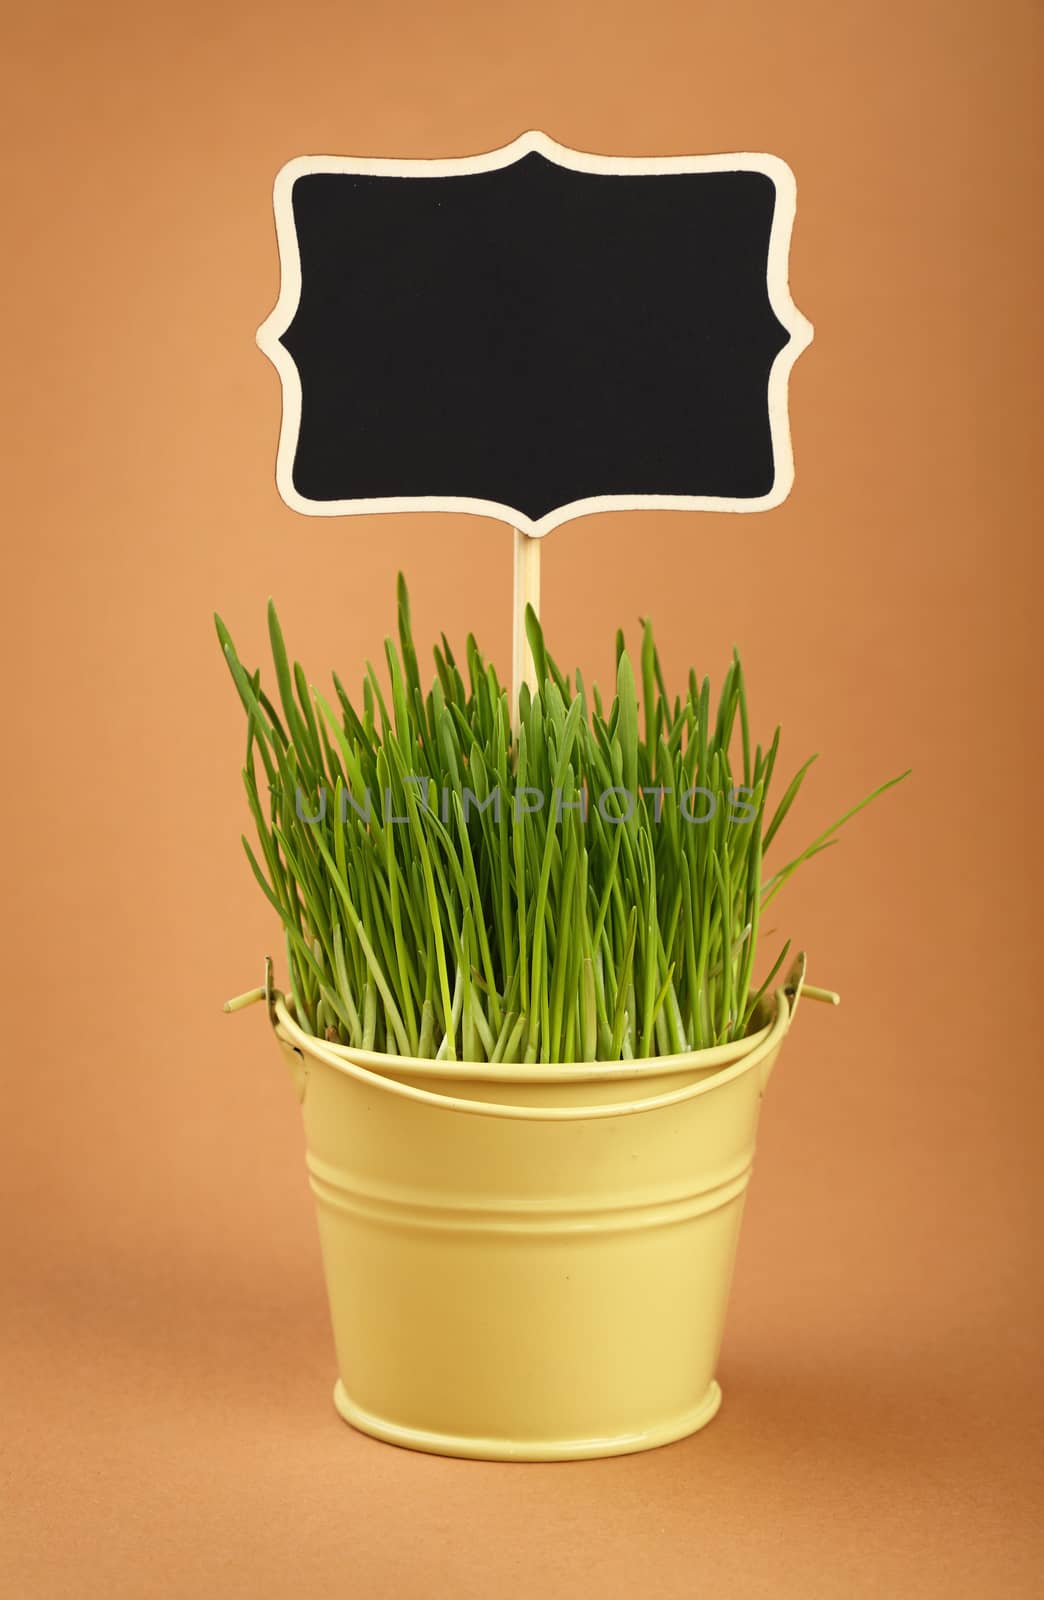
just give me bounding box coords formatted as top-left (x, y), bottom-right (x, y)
top-left (258, 132), bottom-right (812, 536)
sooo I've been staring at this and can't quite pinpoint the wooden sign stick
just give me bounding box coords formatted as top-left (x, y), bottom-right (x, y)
top-left (511, 527), bottom-right (541, 736)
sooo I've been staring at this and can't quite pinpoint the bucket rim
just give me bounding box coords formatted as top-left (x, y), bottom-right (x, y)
top-left (270, 974), bottom-right (800, 1122)
top-left (303, 1013), bottom-right (774, 1084)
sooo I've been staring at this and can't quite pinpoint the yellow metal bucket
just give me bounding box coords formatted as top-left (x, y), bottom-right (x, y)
top-left (269, 971), bottom-right (803, 1460)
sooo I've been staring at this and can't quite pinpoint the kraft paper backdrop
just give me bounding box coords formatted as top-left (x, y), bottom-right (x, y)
top-left (3, 2), bottom-right (1041, 1596)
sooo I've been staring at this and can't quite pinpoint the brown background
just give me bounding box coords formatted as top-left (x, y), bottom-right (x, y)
top-left (3, 1), bottom-right (1041, 1595)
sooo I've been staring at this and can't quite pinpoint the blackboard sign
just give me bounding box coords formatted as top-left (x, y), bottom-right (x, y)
top-left (257, 131), bottom-right (813, 536)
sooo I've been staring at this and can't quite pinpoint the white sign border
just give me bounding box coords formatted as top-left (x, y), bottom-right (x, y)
top-left (257, 129), bottom-right (814, 538)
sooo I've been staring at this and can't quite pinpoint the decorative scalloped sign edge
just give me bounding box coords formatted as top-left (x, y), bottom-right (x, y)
top-left (257, 130), bottom-right (814, 538)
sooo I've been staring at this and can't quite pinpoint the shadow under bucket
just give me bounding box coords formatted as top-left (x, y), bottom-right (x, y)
top-left (269, 966), bottom-right (804, 1461)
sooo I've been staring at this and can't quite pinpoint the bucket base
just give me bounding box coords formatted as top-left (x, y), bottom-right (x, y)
top-left (332, 1379), bottom-right (723, 1461)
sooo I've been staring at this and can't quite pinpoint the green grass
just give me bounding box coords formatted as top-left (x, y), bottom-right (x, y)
top-left (217, 576), bottom-right (908, 1062)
